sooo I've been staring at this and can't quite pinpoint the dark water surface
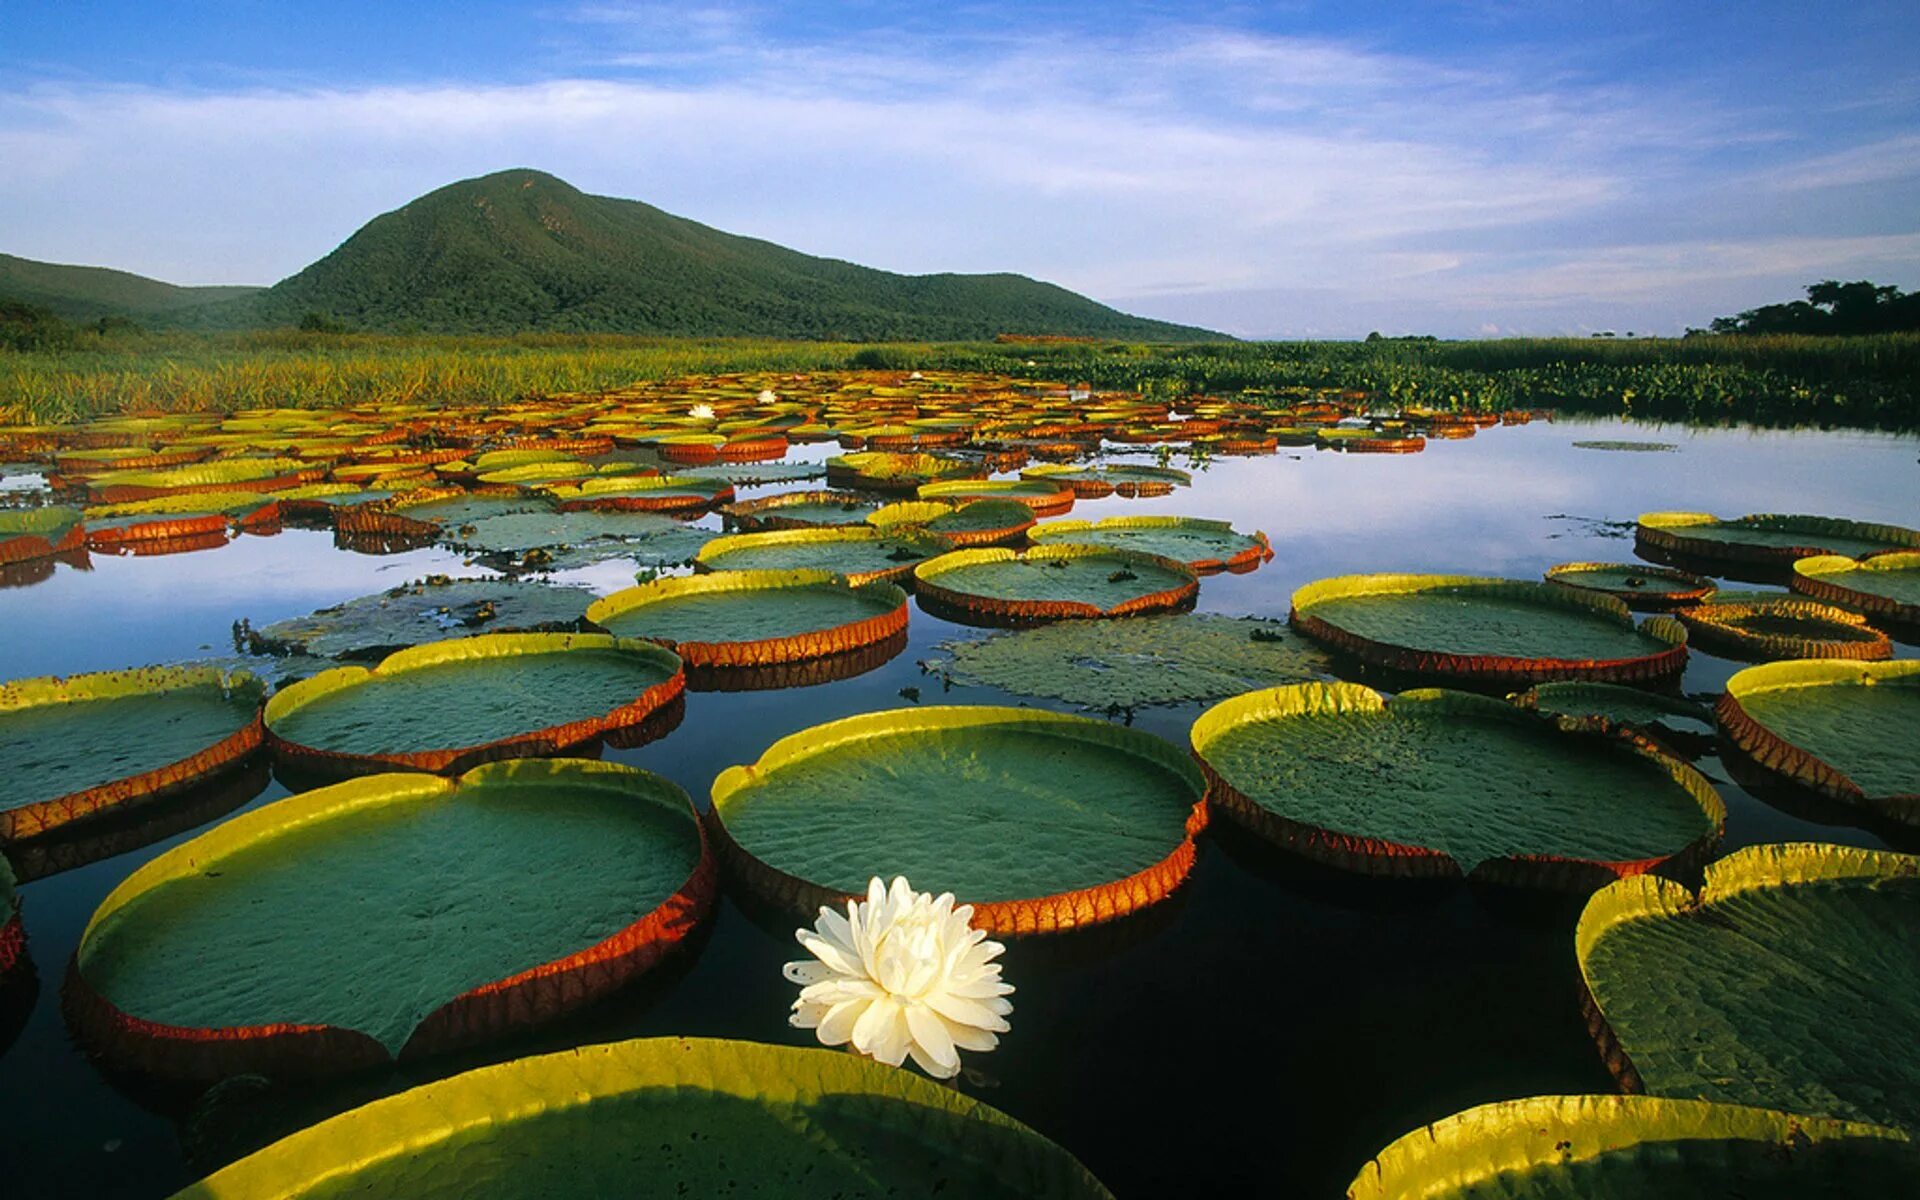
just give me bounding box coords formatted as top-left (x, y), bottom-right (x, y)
top-left (1, 417), bottom-right (1915, 1197)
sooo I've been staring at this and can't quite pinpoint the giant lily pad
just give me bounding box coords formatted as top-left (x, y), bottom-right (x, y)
top-left (710, 706), bottom-right (1207, 934)
top-left (173, 1036), bottom-right (1109, 1198)
top-left (587, 570), bottom-right (910, 668)
top-left (929, 615), bottom-right (1332, 709)
top-left (916, 478), bottom-right (1076, 516)
top-left (1792, 552), bottom-right (1920, 633)
top-left (1715, 659), bottom-right (1918, 825)
top-left (867, 499), bottom-right (1037, 547)
top-left (0, 506), bottom-right (85, 566)
top-left (825, 451), bottom-right (984, 492)
top-left (1636, 512), bottom-right (1920, 566)
top-left (1290, 574), bottom-right (1687, 686)
top-left (1513, 682), bottom-right (1714, 754)
top-left (1544, 561), bottom-right (1716, 610)
top-left (1190, 683), bottom-right (1722, 887)
top-left (694, 526), bottom-right (941, 585)
top-left (249, 577), bottom-right (593, 659)
top-left (66, 760), bottom-right (715, 1080)
top-left (1347, 1094), bottom-right (1920, 1200)
top-left (914, 545), bottom-right (1199, 626)
top-left (721, 489), bottom-right (880, 532)
top-left (544, 474), bottom-right (734, 514)
top-left (0, 666), bottom-right (265, 842)
top-left (265, 634), bottom-right (684, 776)
top-left (683, 460), bottom-right (826, 485)
top-left (1676, 597), bottom-right (1891, 661)
top-left (446, 509), bottom-right (712, 571)
top-left (1020, 463), bottom-right (1192, 498)
top-left (1576, 843), bottom-right (1920, 1128)
top-left (0, 858), bottom-right (21, 977)
top-left (1028, 516), bottom-right (1272, 573)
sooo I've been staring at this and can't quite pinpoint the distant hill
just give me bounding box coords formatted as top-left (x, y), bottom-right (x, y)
top-left (0, 253), bottom-right (261, 324)
top-left (249, 169), bottom-right (1218, 340)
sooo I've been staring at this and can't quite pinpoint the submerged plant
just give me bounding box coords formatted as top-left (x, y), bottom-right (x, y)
top-left (785, 876), bottom-right (1013, 1079)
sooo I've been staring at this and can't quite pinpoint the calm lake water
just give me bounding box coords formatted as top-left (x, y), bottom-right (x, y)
top-left (2, 416), bottom-right (1916, 1197)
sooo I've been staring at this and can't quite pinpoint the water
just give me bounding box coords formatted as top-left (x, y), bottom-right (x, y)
top-left (1, 416), bottom-right (1915, 1197)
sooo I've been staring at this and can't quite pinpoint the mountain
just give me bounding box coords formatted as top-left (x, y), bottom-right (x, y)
top-left (248, 169), bottom-right (1217, 340)
top-left (0, 253), bottom-right (261, 324)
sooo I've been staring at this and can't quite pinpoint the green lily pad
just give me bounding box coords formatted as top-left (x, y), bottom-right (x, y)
top-left (174, 1036), bottom-right (1110, 1198)
top-left (1717, 659), bottom-right (1919, 818)
top-left (1544, 562), bottom-right (1715, 609)
top-left (915, 545), bottom-right (1198, 624)
top-left (1572, 440), bottom-right (1678, 452)
top-left (1792, 552), bottom-right (1920, 628)
top-left (1637, 512), bottom-right (1920, 564)
top-left (73, 761), bottom-right (710, 1062)
top-left (0, 506), bottom-right (84, 557)
top-left (1577, 843), bottom-right (1920, 1128)
top-left (722, 490), bottom-right (882, 531)
top-left (1348, 1094), bottom-right (1919, 1199)
top-left (929, 615), bottom-right (1332, 709)
top-left (1676, 598), bottom-right (1891, 661)
top-left (711, 705), bottom-right (1206, 932)
top-left (0, 666), bottom-right (264, 841)
top-left (249, 577), bottom-right (593, 659)
top-left (1028, 516), bottom-right (1272, 572)
top-left (916, 479), bottom-right (1075, 511)
top-left (265, 634), bottom-right (682, 771)
top-left (387, 494), bottom-right (546, 531)
top-left (695, 526), bottom-right (941, 584)
top-left (683, 460), bottom-right (826, 485)
top-left (1190, 683), bottom-right (1722, 884)
top-left (1021, 463), bottom-right (1192, 497)
top-left (1291, 574), bottom-right (1685, 684)
top-left (587, 571), bottom-right (907, 667)
top-left (446, 509), bottom-right (712, 571)
top-left (869, 498), bottom-right (1035, 540)
top-left (1514, 682), bottom-right (1715, 743)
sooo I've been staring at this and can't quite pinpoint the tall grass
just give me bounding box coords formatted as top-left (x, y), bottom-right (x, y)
top-left (4, 330), bottom-right (1916, 430)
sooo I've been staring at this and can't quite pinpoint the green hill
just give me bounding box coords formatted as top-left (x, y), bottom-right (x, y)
top-left (0, 253), bottom-right (261, 324)
top-left (249, 169), bottom-right (1217, 340)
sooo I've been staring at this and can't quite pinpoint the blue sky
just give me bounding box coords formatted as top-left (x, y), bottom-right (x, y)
top-left (4, 1), bottom-right (1918, 336)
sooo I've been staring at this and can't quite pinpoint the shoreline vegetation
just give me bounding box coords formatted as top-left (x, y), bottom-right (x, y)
top-left (2, 328), bottom-right (1916, 430)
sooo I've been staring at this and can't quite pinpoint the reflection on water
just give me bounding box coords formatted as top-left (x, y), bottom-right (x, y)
top-left (0, 416), bottom-right (1915, 1197)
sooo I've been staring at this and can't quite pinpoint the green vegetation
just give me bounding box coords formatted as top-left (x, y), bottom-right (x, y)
top-left (0, 253), bottom-right (259, 325)
top-left (1706, 279), bottom-right (1920, 336)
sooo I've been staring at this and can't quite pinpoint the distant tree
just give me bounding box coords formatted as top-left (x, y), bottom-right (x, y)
top-left (298, 310), bottom-right (348, 333)
top-left (1365, 330), bottom-right (1383, 342)
top-left (0, 299), bottom-right (76, 352)
top-left (1708, 280), bottom-right (1920, 335)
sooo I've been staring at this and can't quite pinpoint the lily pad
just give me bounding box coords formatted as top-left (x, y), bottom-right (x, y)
top-left (1572, 440), bottom-right (1678, 452)
top-left (1290, 574), bottom-right (1687, 686)
top-left (1028, 516), bottom-right (1272, 573)
top-left (1637, 511), bottom-right (1920, 566)
top-left (1577, 843), bottom-right (1920, 1128)
top-left (173, 1036), bottom-right (1110, 1198)
top-left (914, 545), bottom-right (1199, 626)
top-left (722, 490), bottom-right (881, 531)
top-left (544, 474), bottom-right (734, 514)
top-left (1348, 1094), bottom-right (1920, 1200)
top-left (867, 499), bottom-right (1037, 547)
top-left (67, 760), bottom-right (714, 1079)
top-left (825, 451), bottom-right (984, 493)
top-left (1715, 659), bottom-right (1919, 824)
top-left (1021, 463), bottom-right (1191, 498)
top-left (1190, 682), bottom-right (1722, 886)
top-left (0, 858), bottom-right (21, 977)
top-left (695, 526), bottom-right (943, 586)
top-left (249, 577), bottom-right (593, 659)
top-left (0, 505), bottom-right (86, 565)
top-left (446, 509), bottom-right (713, 571)
top-left (929, 615), bottom-right (1332, 709)
top-left (0, 666), bottom-right (265, 842)
top-left (916, 478), bottom-right (1076, 516)
top-left (1544, 561), bottom-right (1715, 609)
top-left (587, 570), bottom-right (910, 668)
top-left (1513, 682), bottom-right (1715, 748)
top-left (683, 460), bottom-right (827, 485)
top-left (1676, 597), bottom-right (1891, 661)
top-left (711, 705), bottom-right (1207, 934)
top-left (265, 634), bottom-right (684, 775)
top-left (1792, 552), bottom-right (1920, 631)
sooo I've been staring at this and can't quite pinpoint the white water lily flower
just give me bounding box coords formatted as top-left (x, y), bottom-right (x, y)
top-left (784, 876), bottom-right (1013, 1079)
top-left (688, 403), bottom-right (716, 420)
top-left (756, 389), bottom-right (778, 404)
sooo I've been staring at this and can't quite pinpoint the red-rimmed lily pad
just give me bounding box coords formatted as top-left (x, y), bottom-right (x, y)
top-left (867, 499), bottom-right (1037, 547)
top-left (265, 633), bottom-right (684, 776)
top-left (247, 576), bottom-right (594, 659)
top-left (694, 526), bottom-right (943, 586)
top-left (1020, 463), bottom-right (1192, 499)
top-left (1714, 659), bottom-right (1918, 826)
top-left (825, 451), bottom-right (985, 493)
top-left (1791, 552), bottom-right (1920, 634)
top-left (721, 490), bottom-right (880, 531)
top-left (914, 545), bottom-right (1199, 627)
top-left (710, 705), bottom-right (1208, 935)
top-left (0, 665), bottom-right (265, 842)
top-left (1636, 511), bottom-right (1920, 567)
top-left (1028, 516), bottom-right (1272, 573)
top-left (1675, 597), bottom-right (1891, 661)
top-left (1513, 682), bottom-right (1715, 755)
top-left (544, 474), bottom-right (734, 514)
top-left (915, 478), bottom-right (1076, 517)
top-left (172, 1036), bottom-right (1110, 1197)
top-left (1576, 843), bottom-right (1920, 1129)
top-left (586, 569), bottom-right (910, 669)
top-left (444, 508), bottom-right (713, 571)
top-left (1545, 561), bottom-right (1716, 609)
top-left (64, 760), bottom-right (715, 1081)
top-left (1290, 573), bottom-right (1688, 686)
top-left (1190, 682), bottom-right (1723, 888)
top-left (0, 506), bottom-right (85, 566)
